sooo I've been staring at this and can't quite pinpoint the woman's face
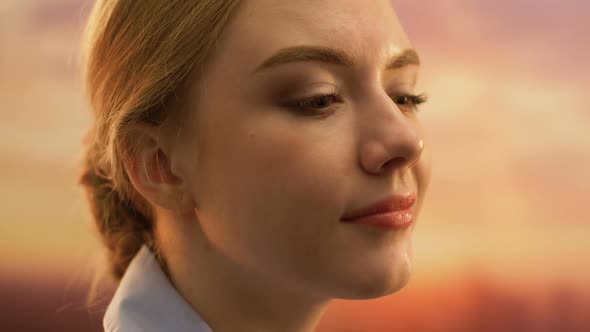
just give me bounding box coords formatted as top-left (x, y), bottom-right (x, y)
top-left (180, 0), bottom-right (431, 299)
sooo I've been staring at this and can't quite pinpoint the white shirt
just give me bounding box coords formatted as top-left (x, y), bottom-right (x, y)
top-left (103, 244), bottom-right (214, 332)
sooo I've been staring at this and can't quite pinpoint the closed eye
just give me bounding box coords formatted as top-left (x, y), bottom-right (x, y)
top-left (286, 92), bottom-right (428, 116)
top-left (392, 93), bottom-right (428, 112)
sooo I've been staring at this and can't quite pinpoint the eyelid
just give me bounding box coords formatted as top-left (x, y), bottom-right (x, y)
top-left (282, 84), bottom-right (340, 104)
top-left (282, 85), bottom-right (427, 114)
top-left (285, 92), bottom-right (340, 109)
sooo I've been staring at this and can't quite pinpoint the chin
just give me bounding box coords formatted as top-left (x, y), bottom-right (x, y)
top-left (333, 255), bottom-right (412, 300)
top-left (361, 265), bottom-right (411, 300)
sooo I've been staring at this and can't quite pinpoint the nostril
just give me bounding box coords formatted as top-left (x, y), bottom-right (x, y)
top-left (383, 156), bottom-right (405, 170)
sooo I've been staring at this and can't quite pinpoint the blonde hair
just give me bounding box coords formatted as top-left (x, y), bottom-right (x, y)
top-left (78, 0), bottom-right (241, 307)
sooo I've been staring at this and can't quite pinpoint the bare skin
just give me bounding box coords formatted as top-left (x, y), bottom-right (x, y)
top-left (124, 0), bottom-right (432, 331)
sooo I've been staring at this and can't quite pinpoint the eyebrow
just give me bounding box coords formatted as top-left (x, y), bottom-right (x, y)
top-left (251, 46), bottom-right (420, 75)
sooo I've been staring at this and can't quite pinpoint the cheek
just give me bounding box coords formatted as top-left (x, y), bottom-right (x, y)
top-left (196, 120), bottom-right (351, 268)
top-left (225, 118), bottom-right (350, 214)
top-left (233, 129), bottom-right (347, 229)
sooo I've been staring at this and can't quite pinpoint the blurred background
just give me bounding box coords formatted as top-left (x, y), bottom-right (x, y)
top-left (1, 0), bottom-right (589, 331)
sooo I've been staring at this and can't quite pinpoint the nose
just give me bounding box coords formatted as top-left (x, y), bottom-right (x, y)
top-left (359, 97), bottom-right (424, 175)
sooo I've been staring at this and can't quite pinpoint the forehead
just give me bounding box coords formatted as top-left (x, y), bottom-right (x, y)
top-left (210, 0), bottom-right (412, 75)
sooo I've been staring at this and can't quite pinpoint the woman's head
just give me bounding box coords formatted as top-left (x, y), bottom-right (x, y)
top-left (80, 0), bottom-right (431, 305)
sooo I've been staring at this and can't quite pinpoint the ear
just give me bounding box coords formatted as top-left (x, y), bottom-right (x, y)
top-left (121, 123), bottom-right (195, 213)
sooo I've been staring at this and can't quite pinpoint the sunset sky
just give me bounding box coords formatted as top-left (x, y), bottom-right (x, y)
top-left (1, 0), bottom-right (589, 330)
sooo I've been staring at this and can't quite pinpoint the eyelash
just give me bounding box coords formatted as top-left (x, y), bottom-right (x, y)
top-left (289, 92), bottom-right (428, 116)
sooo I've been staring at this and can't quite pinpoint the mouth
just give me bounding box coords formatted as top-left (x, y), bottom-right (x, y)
top-left (340, 192), bottom-right (416, 223)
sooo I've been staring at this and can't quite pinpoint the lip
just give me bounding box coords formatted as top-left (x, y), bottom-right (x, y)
top-left (340, 192), bottom-right (417, 222)
top-left (342, 208), bottom-right (414, 229)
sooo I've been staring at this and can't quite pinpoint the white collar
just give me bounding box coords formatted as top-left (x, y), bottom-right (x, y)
top-left (103, 244), bottom-right (214, 332)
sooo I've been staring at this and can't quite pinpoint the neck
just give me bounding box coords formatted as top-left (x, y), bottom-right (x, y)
top-left (156, 212), bottom-right (332, 332)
